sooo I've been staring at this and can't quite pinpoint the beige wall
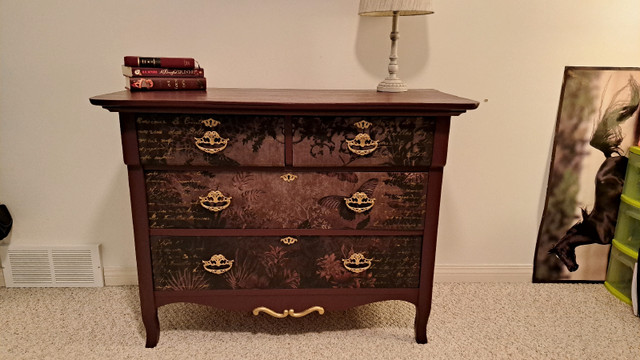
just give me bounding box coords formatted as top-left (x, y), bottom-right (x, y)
top-left (1, 0), bottom-right (639, 280)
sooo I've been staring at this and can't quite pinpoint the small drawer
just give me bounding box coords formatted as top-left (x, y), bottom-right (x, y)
top-left (136, 114), bottom-right (285, 166)
top-left (604, 239), bottom-right (638, 305)
top-left (622, 147), bottom-right (640, 203)
top-left (145, 171), bottom-right (427, 230)
top-left (150, 235), bottom-right (422, 290)
top-left (292, 116), bottom-right (435, 167)
top-left (614, 195), bottom-right (640, 249)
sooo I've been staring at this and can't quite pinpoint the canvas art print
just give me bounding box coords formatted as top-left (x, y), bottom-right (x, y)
top-left (533, 67), bottom-right (640, 282)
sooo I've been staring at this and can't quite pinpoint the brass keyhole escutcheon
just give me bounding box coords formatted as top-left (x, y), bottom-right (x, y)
top-left (280, 237), bottom-right (298, 245)
top-left (280, 173), bottom-right (298, 183)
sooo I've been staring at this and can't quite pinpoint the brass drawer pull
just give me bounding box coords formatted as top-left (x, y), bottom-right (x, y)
top-left (342, 253), bottom-right (373, 273)
top-left (346, 133), bottom-right (379, 156)
top-left (194, 130), bottom-right (229, 154)
top-left (199, 190), bottom-right (232, 212)
top-left (344, 192), bottom-right (375, 213)
top-left (252, 306), bottom-right (325, 318)
top-left (280, 236), bottom-right (298, 245)
top-left (202, 254), bottom-right (234, 274)
top-left (280, 173), bottom-right (298, 182)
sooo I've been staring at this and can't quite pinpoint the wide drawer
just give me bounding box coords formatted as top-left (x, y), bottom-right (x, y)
top-left (146, 171), bottom-right (428, 230)
top-left (292, 116), bottom-right (435, 167)
top-left (136, 114), bottom-right (285, 166)
top-left (150, 235), bottom-right (422, 290)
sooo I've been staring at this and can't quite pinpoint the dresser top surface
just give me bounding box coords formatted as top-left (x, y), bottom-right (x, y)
top-left (90, 88), bottom-right (478, 115)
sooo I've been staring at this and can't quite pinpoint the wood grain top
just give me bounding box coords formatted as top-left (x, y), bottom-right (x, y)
top-left (90, 88), bottom-right (479, 115)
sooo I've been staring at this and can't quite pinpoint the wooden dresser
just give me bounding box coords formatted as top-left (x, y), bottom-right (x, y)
top-left (90, 88), bottom-right (478, 347)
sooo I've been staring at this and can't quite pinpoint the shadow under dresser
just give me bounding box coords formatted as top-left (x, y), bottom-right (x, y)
top-left (90, 88), bottom-right (478, 347)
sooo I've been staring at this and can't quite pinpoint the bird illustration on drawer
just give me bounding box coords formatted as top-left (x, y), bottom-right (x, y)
top-left (318, 178), bottom-right (378, 222)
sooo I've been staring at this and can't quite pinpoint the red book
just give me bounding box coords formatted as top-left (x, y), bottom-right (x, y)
top-left (122, 65), bottom-right (204, 78)
top-left (125, 77), bottom-right (206, 91)
top-left (124, 56), bottom-right (196, 69)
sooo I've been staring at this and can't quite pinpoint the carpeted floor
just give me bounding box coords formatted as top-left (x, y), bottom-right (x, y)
top-left (0, 283), bottom-right (638, 359)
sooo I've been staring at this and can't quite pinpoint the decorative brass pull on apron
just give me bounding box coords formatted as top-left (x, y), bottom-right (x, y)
top-left (252, 306), bottom-right (325, 318)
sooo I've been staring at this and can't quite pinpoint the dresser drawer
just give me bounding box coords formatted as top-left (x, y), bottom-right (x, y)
top-left (292, 116), bottom-right (435, 167)
top-left (136, 114), bottom-right (285, 166)
top-left (146, 170), bottom-right (427, 230)
top-left (150, 235), bottom-right (422, 290)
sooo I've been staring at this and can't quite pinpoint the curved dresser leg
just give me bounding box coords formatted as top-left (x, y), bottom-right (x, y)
top-left (143, 308), bottom-right (160, 348)
top-left (414, 303), bottom-right (429, 344)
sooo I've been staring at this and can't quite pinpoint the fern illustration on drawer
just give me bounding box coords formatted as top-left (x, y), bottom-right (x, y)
top-left (150, 236), bottom-right (422, 290)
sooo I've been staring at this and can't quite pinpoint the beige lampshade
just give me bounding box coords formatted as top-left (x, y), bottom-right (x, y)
top-left (358, 0), bottom-right (433, 16)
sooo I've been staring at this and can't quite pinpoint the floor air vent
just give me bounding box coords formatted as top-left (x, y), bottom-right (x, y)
top-left (3, 245), bottom-right (104, 287)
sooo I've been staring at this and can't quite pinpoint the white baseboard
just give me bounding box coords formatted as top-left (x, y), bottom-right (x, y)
top-left (98, 264), bottom-right (533, 286)
top-left (1, 265), bottom-right (534, 287)
top-left (103, 267), bottom-right (138, 286)
top-left (434, 264), bottom-right (533, 282)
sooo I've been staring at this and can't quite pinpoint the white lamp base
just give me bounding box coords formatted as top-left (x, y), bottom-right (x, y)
top-left (376, 11), bottom-right (409, 93)
top-left (377, 78), bottom-right (408, 92)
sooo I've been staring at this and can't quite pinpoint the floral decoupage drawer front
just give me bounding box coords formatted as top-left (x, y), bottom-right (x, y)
top-left (145, 171), bottom-right (428, 230)
top-left (136, 114), bottom-right (285, 166)
top-left (292, 116), bottom-right (435, 167)
top-left (150, 236), bottom-right (422, 290)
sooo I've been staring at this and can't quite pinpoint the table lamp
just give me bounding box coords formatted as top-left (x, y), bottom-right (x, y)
top-left (359, 0), bottom-right (434, 92)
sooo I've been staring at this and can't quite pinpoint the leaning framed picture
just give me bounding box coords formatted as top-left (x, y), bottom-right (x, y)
top-left (533, 67), bottom-right (640, 282)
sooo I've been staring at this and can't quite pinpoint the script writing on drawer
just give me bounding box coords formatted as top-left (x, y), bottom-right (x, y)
top-left (136, 114), bottom-right (285, 166)
top-left (150, 236), bottom-right (422, 290)
top-left (145, 171), bottom-right (428, 230)
top-left (292, 116), bottom-right (435, 167)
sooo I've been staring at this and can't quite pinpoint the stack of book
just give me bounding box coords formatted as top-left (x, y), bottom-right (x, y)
top-left (123, 56), bottom-right (206, 91)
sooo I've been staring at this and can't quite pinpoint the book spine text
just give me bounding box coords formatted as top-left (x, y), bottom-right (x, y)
top-left (124, 56), bottom-right (195, 69)
top-left (126, 77), bottom-right (206, 91)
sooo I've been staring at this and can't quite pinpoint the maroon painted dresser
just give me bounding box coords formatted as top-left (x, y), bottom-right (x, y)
top-left (90, 88), bottom-right (478, 347)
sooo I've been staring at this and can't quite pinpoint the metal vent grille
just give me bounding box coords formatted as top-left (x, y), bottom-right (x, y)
top-left (3, 245), bottom-right (103, 287)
